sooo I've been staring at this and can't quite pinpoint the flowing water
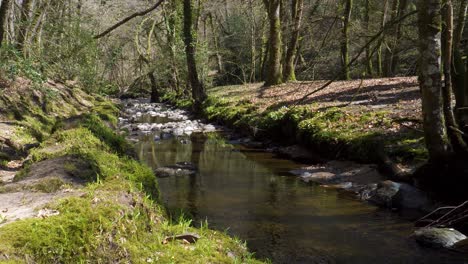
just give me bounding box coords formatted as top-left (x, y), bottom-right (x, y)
top-left (131, 108), bottom-right (467, 264)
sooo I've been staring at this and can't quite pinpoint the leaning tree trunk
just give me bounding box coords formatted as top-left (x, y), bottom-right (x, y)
top-left (263, 0), bottom-right (283, 86)
top-left (341, 0), bottom-right (352, 80)
top-left (0, 0), bottom-right (11, 48)
top-left (441, 0), bottom-right (467, 153)
top-left (417, 0), bottom-right (452, 162)
top-left (183, 0), bottom-right (206, 109)
top-left (17, 0), bottom-right (33, 53)
top-left (283, 0), bottom-right (304, 82)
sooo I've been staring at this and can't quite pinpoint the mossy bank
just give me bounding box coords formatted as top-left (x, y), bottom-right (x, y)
top-left (0, 78), bottom-right (262, 263)
top-left (162, 82), bottom-right (427, 178)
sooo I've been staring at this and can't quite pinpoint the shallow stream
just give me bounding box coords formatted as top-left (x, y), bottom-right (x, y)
top-left (126, 102), bottom-right (466, 264)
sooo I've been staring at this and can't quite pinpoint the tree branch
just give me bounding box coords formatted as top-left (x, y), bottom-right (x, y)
top-left (93, 0), bottom-right (166, 39)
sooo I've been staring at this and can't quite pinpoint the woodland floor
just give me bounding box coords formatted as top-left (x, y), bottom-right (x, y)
top-left (211, 76), bottom-right (421, 125)
top-left (207, 77), bottom-right (426, 167)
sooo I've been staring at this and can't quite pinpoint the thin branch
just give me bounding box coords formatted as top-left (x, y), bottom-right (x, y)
top-left (93, 0), bottom-right (166, 39)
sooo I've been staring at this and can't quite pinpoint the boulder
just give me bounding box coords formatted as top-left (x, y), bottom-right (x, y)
top-left (414, 228), bottom-right (467, 248)
top-left (366, 180), bottom-right (432, 210)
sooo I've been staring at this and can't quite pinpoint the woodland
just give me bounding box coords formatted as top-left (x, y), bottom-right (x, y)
top-left (0, 0), bottom-right (467, 263)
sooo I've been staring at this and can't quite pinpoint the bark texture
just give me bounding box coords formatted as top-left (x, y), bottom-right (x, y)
top-left (0, 0), bottom-right (10, 47)
top-left (283, 0), bottom-right (304, 82)
top-left (417, 0), bottom-right (451, 161)
top-left (341, 0), bottom-right (352, 80)
top-left (183, 0), bottom-right (207, 108)
top-left (263, 0), bottom-right (283, 86)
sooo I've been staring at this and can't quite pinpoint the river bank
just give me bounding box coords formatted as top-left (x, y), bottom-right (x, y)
top-left (0, 78), bottom-right (261, 263)
top-left (121, 99), bottom-right (468, 263)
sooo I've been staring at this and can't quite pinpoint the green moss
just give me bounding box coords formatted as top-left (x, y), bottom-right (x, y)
top-left (0, 184), bottom-right (261, 263)
top-left (30, 178), bottom-right (66, 193)
top-left (81, 114), bottom-right (131, 156)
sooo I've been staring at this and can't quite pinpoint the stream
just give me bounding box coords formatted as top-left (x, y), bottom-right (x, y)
top-left (121, 101), bottom-right (467, 264)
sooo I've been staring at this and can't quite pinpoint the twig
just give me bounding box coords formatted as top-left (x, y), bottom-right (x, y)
top-left (94, 0), bottom-right (166, 39)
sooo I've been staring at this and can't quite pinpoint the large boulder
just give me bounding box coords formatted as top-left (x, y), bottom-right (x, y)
top-left (413, 228), bottom-right (467, 248)
top-left (366, 180), bottom-right (432, 210)
top-left (154, 162), bottom-right (198, 178)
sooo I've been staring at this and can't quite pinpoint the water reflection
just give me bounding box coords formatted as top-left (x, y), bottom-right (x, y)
top-left (135, 133), bottom-right (467, 264)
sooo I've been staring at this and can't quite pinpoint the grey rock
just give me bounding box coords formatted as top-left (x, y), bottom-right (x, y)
top-left (414, 228), bottom-right (467, 248)
top-left (366, 180), bottom-right (432, 210)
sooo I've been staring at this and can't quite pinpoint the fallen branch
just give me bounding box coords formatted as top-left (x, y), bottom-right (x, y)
top-left (94, 0), bottom-right (166, 39)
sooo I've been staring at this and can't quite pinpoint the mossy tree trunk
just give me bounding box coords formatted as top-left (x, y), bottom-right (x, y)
top-left (183, 0), bottom-right (207, 109)
top-left (0, 0), bottom-right (10, 47)
top-left (283, 0), bottom-right (304, 82)
top-left (340, 0), bottom-right (352, 80)
top-left (417, 0), bottom-right (452, 162)
top-left (17, 0), bottom-right (33, 53)
top-left (263, 0), bottom-right (283, 87)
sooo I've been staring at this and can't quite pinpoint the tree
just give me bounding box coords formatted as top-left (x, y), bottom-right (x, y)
top-left (0, 0), bottom-right (10, 47)
top-left (383, 0), bottom-right (399, 77)
top-left (377, 0), bottom-right (389, 77)
top-left (17, 0), bottom-right (33, 52)
top-left (341, 0), bottom-right (352, 80)
top-left (452, 0), bottom-right (467, 127)
top-left (183, 0), bottom-right (207, 109)
top-left (441, 0), bottom-right (467, 153)
top-left (263, 0), bottom-right (283, 86)
top-left (364, 0), bottom-right (373, 76)
top-left (417, 0), bottom-right (451, 162)
top-left (283, 0), bottom-right (304, 82)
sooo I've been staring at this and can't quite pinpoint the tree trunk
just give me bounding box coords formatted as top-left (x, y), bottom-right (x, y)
top-left (364, 0), bottom-right (374, 76)
top-left (163, 1), bottom-right (181, 92)
top-left (17, 0), bottom-right (33, 53)
top-left (441, 0), bottom-right (467, 153)
top-left (283, 0), bottom-right (304, 82)
top-left (183, 0), bottom-right (207, 109)
top-left (0, 0), bottom-right (11, 47)
top-left (341, 0), bottom-right (352, 80)
top-left (452, 0), bottom-right (467, 125)
top-left (390, 0), bottom-right (408, 75)
top-left (377, 0), bottom-right (389, 77)
top-left (417, 0), bottom-right (451, 162)
top-left (263, 0), bottom-right (283, 86)
top-left (383, 0), bottom-right (399, 77)
top-left (149, 71), bottom-right (160, 103)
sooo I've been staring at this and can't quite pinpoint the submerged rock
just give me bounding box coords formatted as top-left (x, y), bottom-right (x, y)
top-left (154, 162), bottom-right (198, 178)
top-left (366, 180), bottom-right (432, 210)
top-left (413, 228), bottom-right (467, 248)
